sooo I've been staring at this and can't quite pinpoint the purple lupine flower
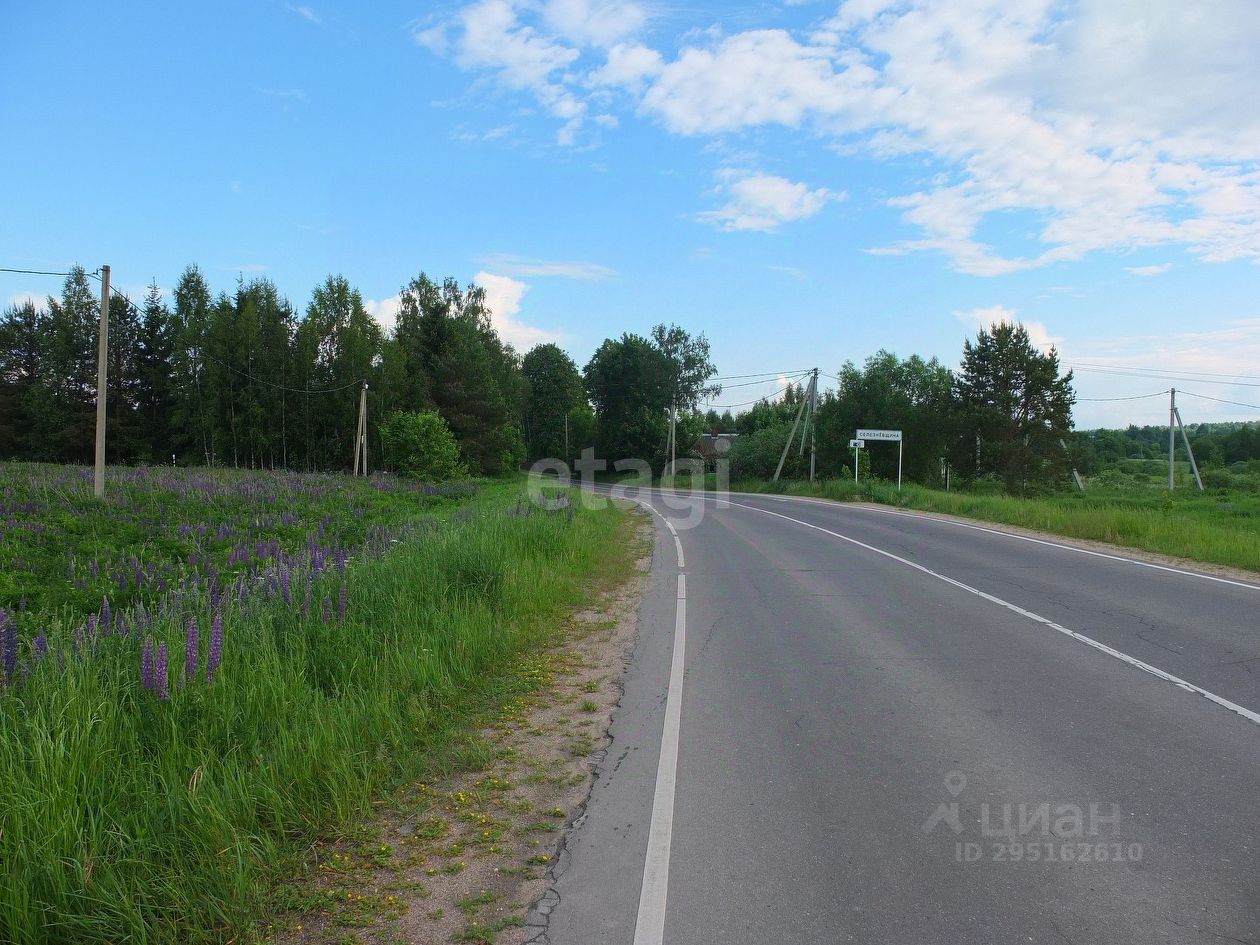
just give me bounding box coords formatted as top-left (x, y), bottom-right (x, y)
top-left (184, 617), bottom-right (199, 682)
top-left (281, 565), bottom-right (292, 606)
top-left (338, 583), bottom-right (348, 621)
top-left (86, 615), bottom-right (98, 638)
top-left (0, 612), bottom-right (15, 680)
top-left (101, 596), bottom-right (111, 629)
top-left (141, 637), bottom-right (155, 690)
top-left (302, 582), bottom-right (312, 620)
top-left (155, 644), bottom-right (169, 700)
top-left (32, 634), bottom-right (48, 663)
top-left (207, 609), bottom-right (223, 682)
top-left (321, 596), bottom-right (333, 622)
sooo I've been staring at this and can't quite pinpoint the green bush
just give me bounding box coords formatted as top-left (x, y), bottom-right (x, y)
top-left (380, 410), bottom-right (467, 482)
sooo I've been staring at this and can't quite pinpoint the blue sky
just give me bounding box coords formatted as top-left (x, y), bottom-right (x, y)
top-left (3, 0), bottom-right (1260, 427)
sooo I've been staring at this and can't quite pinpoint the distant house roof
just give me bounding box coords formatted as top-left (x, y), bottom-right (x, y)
top-left (691, 433), bottom-right (738, 457)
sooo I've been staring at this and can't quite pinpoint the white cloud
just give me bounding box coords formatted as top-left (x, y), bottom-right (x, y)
top-left (476, 254), bottom-right (615, 279)
top-left (284, 3), bottom-right (321, 25)
top-left (474, 271), bottom-right (566, 349)
top-left (698, 172), bottom-right (840, 232)
top-left (364, 295), bottom-right (402, 333)
top-left (1123, 264), bottom-right (1172, 276)
top-left (589, 42), bottom-right (663, 90)
top-left (415, 0), bottom-right (588, 144)
top-left (422, 0), bottom-right (1260, 273)
top-left (541, 0), bottom-right (647, 47)
top-left (953, 305), bottom-right (1062, 350)
top-left (7, 292), bottom-right (43, 310)
top-left (1063, 318), bottom-right (1260, 424)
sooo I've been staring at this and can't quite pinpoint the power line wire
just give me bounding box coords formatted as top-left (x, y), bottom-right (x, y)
top-left (1178, 389), bottom-right (1260, 411)
top-left (699, 381), bottom-right (804, 409)
top-left (0, 267), bottom-right (75, 277)
top-left (1075, 389), bottom-right (1170, 403)
top-left (1069, 364), bottom-right (1260, 388)
top-left (1067, 359), bottom-right (1260, 382)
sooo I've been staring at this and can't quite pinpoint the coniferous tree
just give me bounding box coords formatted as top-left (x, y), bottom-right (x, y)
top-left (135, 283), bottom-right (175, 463)
top-left (955, 323), bottom-right (1075, 494)
top-left (0, 301), bottom-right (43, 458)
top-left (171, 266), bottom-right (213, 464)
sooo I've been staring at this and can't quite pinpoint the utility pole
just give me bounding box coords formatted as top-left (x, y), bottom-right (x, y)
top-left (1172, 398), bottom-right (1205, 491)
top-left (93, 265), bottom-right (110, 500)
top-left (564, 412), bottom-right (569, 464)
top-left (669, 401), bottom-right (676, 474)
top-left (1168, 388), bottom-right (1176, 491)
top-left (773, 380), bottom-right (810, 483)
top-left (808, 368), bottom-right (818, 482)
top-left (352, 380), bottom-right (368, 476)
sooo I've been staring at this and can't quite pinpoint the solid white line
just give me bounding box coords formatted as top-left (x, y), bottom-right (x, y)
top-left (604, 483), bottom-right (1260, 592)
top-left (633, 571), bottom-right (687, 945)
top-left (764, 496), bottom-right (1260, 593)
top-left (730, 500), bottom-right (1260, 728)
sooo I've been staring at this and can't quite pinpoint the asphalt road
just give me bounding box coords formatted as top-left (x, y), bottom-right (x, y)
top-left (529, 486), bottom-right (1260, 945)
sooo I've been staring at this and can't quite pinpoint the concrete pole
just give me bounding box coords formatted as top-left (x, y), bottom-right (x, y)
top-left (1168, 388), bottom-right (1176, 491)
top-left (1174, 406), bottom-right (1204, 491)
top-left (359, 381), bottom-right (369, 476)
top-left (808, 369), bottom-right (818, 483)
top-left (94, 265), bottom-right (111, 500)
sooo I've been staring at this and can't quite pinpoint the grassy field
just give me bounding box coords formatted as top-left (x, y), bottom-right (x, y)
top-left (0, 464), bottom-right (629, 944)
top-left (702, 475), bottom-right (1260, 574)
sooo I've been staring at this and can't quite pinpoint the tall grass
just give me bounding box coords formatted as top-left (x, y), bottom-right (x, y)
top-left (0, 485), bottom-right (626, 944)
top-left (719, 477), bottom-right (1260, 573)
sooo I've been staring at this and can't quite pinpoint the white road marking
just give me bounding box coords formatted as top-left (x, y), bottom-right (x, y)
top-left (633, 570), bottom-right (687, 945)
top-left (731, 500), bottom-right (1260, 728)
top-left (595, 485), bottom-right (689, 942)
top-left (606, 483), bottom-right (1260, 592)
top-left (760, 494), bottom-right (1260, 593)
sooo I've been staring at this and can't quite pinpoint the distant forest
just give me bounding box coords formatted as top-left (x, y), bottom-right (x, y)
top-left (3, 265), bottom-right (1255, 492)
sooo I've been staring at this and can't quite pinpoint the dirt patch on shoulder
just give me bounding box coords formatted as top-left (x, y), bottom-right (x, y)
top-left (265, 515), bottom-right (653, 945)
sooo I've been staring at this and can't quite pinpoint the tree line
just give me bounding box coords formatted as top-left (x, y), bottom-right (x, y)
top-left (0, 266), bottom-right (527, 473)
top-left (0, 266), bottom-right (717, 478)
top-left (1, 266), bottom-right (1090, 491)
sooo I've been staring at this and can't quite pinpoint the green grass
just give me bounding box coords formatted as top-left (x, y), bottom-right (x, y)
top-left (0, 464), bottom-right (629, 944)
top-left (701, 475), bottom-right (1260, 574)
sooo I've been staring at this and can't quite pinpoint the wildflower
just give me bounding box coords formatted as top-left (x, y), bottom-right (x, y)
top-left (185, 617), bottom-right (200, 682)
top-left (32, 634), bottom-right (48, 662)
top-left (207, 610), bottom-right (223, 682)
top-left (155, 643), bottom-right (170, 700)
top-left (281, 565), bottom-right (292, 606)
top-left (141, 637), bottom-right (155, 690)
top-left (0, 611), bottom-right (15, 681)
top-left (321, 596), bottom-right (333, 622)
top-left (338, 583), bottom-right (348, 621)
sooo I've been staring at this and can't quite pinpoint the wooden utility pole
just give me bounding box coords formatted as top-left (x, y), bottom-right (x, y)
top-left (94, 265), bottom-right (110, 499)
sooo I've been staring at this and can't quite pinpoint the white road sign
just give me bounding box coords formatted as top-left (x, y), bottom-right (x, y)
top-left (848, 439), bottom-right (865, 448)
top-left (856, 429), bottom-right (902, 442)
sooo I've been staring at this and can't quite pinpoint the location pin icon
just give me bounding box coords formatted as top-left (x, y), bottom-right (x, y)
top-left (945, 771), bottom-right (967, 797)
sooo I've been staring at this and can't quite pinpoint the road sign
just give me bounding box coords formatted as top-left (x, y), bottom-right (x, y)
top-left (856, 428), bottom-right (902, 442)
top-left (854, 429), bottom-right (905, 490)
